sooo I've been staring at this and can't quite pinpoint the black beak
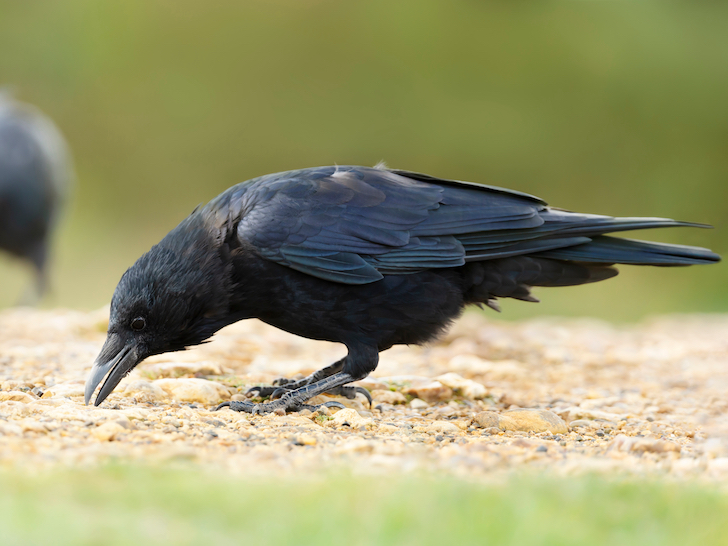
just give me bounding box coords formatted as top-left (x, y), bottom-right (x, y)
top-left (85, 333), bottom-right (140, 406)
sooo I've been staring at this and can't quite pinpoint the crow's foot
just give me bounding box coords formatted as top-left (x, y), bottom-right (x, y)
top-left (215, 399), bottom-right (345, 415)
top-left (217, 372), bottom-right (356, 415)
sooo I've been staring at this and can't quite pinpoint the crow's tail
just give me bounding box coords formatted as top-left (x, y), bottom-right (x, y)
top-left (462, 226), bottom-right (720, 310)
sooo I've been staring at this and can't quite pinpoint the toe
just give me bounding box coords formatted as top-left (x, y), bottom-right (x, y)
top-left (246, 386), bottom-right (277, 398)
top-left (270, 387), bottom-right (291, 400)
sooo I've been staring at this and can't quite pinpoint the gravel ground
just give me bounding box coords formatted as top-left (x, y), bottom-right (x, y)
top-left (0, 307), bottom-right (726, 481)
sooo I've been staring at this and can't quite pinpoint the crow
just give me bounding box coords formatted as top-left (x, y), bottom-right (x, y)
top-left (0, 90), bottom-right (73, 301)
top-left (85, 165), bottom-right (720, 413)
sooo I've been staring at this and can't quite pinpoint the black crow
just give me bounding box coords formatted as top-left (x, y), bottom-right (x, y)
top-left (0, 91), bottom-right (73, 300)
top-left (85, 165), bottom-right (720, 412)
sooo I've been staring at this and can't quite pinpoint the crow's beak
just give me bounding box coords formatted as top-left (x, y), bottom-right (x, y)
top-left (85, 333), bottom-right (139, 406)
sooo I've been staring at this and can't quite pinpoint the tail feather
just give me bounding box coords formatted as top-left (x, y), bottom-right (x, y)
top-left (534, 235), bottom-right (721, 266)
top-left (458, 210), bottom-right (717, 263)
top-left (544, 215), bottom-right (712, 238)
top-left (461, 210), bottom-right (719, 310)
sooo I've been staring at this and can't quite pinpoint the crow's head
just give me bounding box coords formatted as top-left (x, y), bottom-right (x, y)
top-left (85, 219), bottom-right (232, 406)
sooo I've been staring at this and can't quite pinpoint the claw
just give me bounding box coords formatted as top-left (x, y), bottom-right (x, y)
top-left (214, 401), bottom-right (231, 411)
top-left (325, 386), bottom-right (373, 407)
top-left (350, 386), bottom-right (373, 407)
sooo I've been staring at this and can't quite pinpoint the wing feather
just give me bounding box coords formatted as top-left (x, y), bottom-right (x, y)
top-left (198, 165), bottom-right (711, 285)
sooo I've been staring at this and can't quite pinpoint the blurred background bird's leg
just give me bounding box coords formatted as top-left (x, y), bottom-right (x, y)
top-left (13, 241), bottom-right (48, 306)
top-left (17, 271), bottom-right (45, 306)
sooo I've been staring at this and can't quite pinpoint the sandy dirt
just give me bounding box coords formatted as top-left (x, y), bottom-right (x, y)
top-left (0, 307), bottom-right (726, 480)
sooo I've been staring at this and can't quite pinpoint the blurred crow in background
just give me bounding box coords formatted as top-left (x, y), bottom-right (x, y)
top-left (0, 90), bottom-right (72, 302)
top-left (85, 165), bottom-right (720, 412)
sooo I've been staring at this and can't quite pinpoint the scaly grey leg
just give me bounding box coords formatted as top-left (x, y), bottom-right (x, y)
top-left (246, 358), bottom-right (346, 398)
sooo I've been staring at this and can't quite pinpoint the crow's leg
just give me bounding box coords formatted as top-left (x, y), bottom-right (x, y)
top-left (220, 345), bottom-right (378, 414)
top-left (277, 358), bottom-right (346, 389)
top-left (18, 268), bottom-right (46, 306)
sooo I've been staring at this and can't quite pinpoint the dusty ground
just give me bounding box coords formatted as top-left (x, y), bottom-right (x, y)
top-left (0, 307), bottom-right (726, 480)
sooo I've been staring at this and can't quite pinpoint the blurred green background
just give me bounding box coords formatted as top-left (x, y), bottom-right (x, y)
top-left (0, 0), bottom-right (726, 320)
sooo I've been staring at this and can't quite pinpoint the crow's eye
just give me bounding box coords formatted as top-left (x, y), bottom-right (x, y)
top-left (130, 317), bottom-right (146, 331)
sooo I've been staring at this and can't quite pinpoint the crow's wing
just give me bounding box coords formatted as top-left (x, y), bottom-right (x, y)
top-left (204, 165), bottom-right (716, 284)
top-left (204, 166), bottom-right (578, 284)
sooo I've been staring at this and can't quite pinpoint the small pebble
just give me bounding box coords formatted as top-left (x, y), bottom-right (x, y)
top-left (404, 382), bottom-right (453, 403)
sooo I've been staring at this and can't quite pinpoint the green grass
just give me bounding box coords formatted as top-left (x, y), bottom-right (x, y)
top-left (1, 467), bottom-right (727, 546)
